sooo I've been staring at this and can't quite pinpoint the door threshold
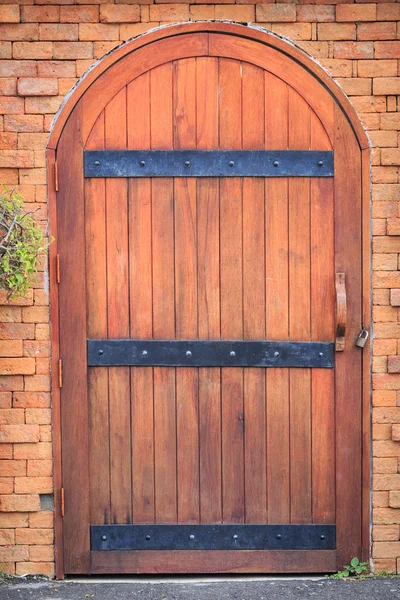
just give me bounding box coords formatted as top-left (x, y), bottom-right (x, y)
top-left (66, 575), bottom-right (327, 584)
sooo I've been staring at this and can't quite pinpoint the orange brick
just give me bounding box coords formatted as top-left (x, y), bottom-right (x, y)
top-left (16, 562), bottom-right (54, 577)
top-left (35, 324), bottom-right (50, 341)
top-left (119, 23), bottom-right (161, 40)
top-left (29, 511), bottom-right (53, 528)
top-left (375, 508), bottom-right (400, 524)
top-left (25, 96), bottom-right (62, 115)
top-left (0, 545), bottom-right (29, 561)
top-left (374, 458), bottom-right (398, 474)
top-left (0, 340), bottom-right (23, 357)
top-left (0, 423), bottom-right (39, 443)
top-left (53, 42), bottom-right (93, 60)
top-left (373, 492), bottom-right (389, 508)
top-left (40, 24), bottom-right (78, 42)
top-left (13, 392), bottom-right (50, 408)
top-left (25, 408), bottom-right (51, 425)
top-left (373, 541), bottom-right (400, 558)
top-left (15, 477), bottom-right (53, 494)
top-left (0, 375), bottom-right (23, 392)
top-left (352, 96), bottom-right (387, 113)
top-left (375, 42), bottom-right (400, 59)
top-left (0, 529), bottom-right (14, 545)
top-left (0, 96), bottom-right (24, 114)
top-left (369, 131), bottom-right (398, 148)
top-left (374, 474), bottom-right (400, 491)
top-left (0, 478), bottom-right (13, 494)
top-left (256, 4), bottom-right (295, 22)
top-left (373, 254), bottom-right (398, 271)
top-left (79, 23), bottom-right (120, 41)
top-left (392, 424), bottom-right (400, 441)
top-left (297, 5), bottom-right (334, 22)
top-left (13, 42), bottom-right (52, 60)
top-left (150, 4), bottom-right (191, 21)
top-left (30, 545), bottom-right (54, 562)
top-left (14, 442), bottom-right (52, 460)
top-left (374, 439), bottom-right (400, 457)
top-left (374, 341), bottom-right (398, 357)
top-left (93, 41), bottom-right (120, 58)
top-left (374, 407), bottom-right (400, 424)
top-left (24, 375), bottom-right (50, 392)
top-left (60, 6), bottom-right (99, 23)
top-left (0, 77), bottom-right (16, 96)
top-left (320, 59), bottom-right (352, 77)
top-left (0, 24), bottom-right (38, 42)
top-left (0, 150), bottom-right (34, 168)
top-left (18, 78), bottom-right (57, 97)
top-left (377, 4), bottom-right (400, 21)
top-left (373, 524), bottom-right (400, 541)
top-left (21, 306), bottom-right (49, 324)
top-left (0, 444), bottom-right (12, 459)
top-left (16, 527), bottom-right (54, 545)
top-left (0, 42), bottom-right (11, 59)
top-left (0, 5), bottom-right (20, 24)
top-left (3, 115), bottom-right (43, 132)
top-left (334, 42), bottom-right (373, 59)
top-left (0, 408), bottom-right (24, 424)
top-left (381, 113), bottom-right (400, 130)
top-left (374, 78), bottom-right (400, 96)
top-left (318, 23), bottom-right (356, 41)
top-left (190, 6), bottom-right (214, 21)
top-left (373, 423), bottom-right (392, 439)
top-left (270, 23), bottom-right (312, 41)
top-left (382, 150), bottom-right (400, 166)
top-left (100, 5), bottom-right (140, 23)
top-left (358, 22), bottom-right (397, 41)
top-left (27, 459), bottom-right (52, 477)
top-left (0, 513), bottom-right (28, 528)
top-left (23, 341), bottom-right (50, 359)
top-left (0, 358), bottom-right (35, 376)
top-left (337, 3), bottom-right (376, 22)
top-left (336, 78), bottom-right (371, 96)
top-left (296, 41), bottom-right (329, 59)
top-left (0, 494), bottom-right (39, 512)
top-left (39, 425), bottom-right (51, 442)
top-left (21, 6), bottom-right (59, 23)
top-left (0, 392), bottom-right (11, 409)
top-left (373, 558), bottom-right (396, 573)
top-left (358, 60), bottom-right (397, 78)
top-left (0, 131), bottom-right (17, 148)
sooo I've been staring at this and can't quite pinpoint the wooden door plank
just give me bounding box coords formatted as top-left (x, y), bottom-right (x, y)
top-left (150, 63), bottom-right (177, 524)
top-left (197, 56), bottom-right (222, 524)
top-left (127, 73), bottom-right (155, 524)
top-left (310, 111), bottom-right (335, 525)
top-left (265, 73), bottom-right (290, 524)
top-left (288, 88), bottom-right (312, 525)
top-left (105, 88), bottom-right (132, 524)
top-left (85, 112), bottom-right (110, 526)
top-left (334, 104), bottom-right (362, 567)
top-left (57, 102), bottom-right (90, 573)
top-left (173, 58), bottom-right (200, 524)
top-left (219, 58), bottom-right (244, 524)
top-left (242, 63), bottom-right (266, 525)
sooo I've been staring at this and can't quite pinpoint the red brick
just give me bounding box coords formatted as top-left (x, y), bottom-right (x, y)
top-left (0, 169), bottom-right (18, 185)
top-left (53, 42), bottom-right (93, 59)
top-left (256, 4), bottom-right (295, 22)
top-left (79, 23), bottom-right (119, 41)
top-left (318, 23), bottom-right (356, 40)
top-left (0, 77), bottom-right (16, 96)
top-left (334, 42), bottom-right (373, 59)
top-left (0, 24), bottom-right (38, 42)
top-left (297, 5), bottom-right (334, 22)
top-left (15, 477), bottom-right (53, 494)
top-left (23, 341), bottom-right (50, 358)
top-left (320, 58), bottom-right (352, 77)
top-left (14, 442), bottom-right (52, 460)
top-left (0, 96), bottom-right (23, 114)
top-left (375, 42), bottom-right (400, 59)
top-left (100, 5), bottom-right (140, 22)
top-left (0, 423), bottom-right (39, 443)
top-left (0, 408), bottom-right (24, 424)
top-left (13, 42), bottom-right (52, 60)
top-left (21, 6), bottom-right (60, 23)
top-left (359, 22), bottom-right (397, 41)
top-left (377, 4), bottom-right (400, 21)
top-left (337, 3), bottom-right (376, 21)
top-left (0, 42), bottom-right (11, 59)
top-left (29, 511), bottom-right (53, 528)
top-left (0, 392), bottom-right (11, 409)
top-left (0, 494), bottom-right (39, 512)
top-left (27, 459), bottom-right (52, 477)
top-left (0, 6), bottom-right (19, 24)
top-left (359, 61), bottom-right (397, 79)
top-left (40, 23), bottom-right (78, 41)
top-left (15, 562), bottom-right (54, 577)
top-left (150, 4), bottom-right (190, 21)
top-left (38, 61), bottom-right (76, 78)
top-left (4, 114), bottom-right (43, 132)
top-left (60, 5), bottom-right (99, 22)
top-left (18, 77), bottom-right (57, 96)
top-left (0, 60), bottom-right (36, 77)
top-left (0, 323), bottom-right (34, 340)
top-left (296, 41), bottom-right (329, 59)
top-left (0, 307), bottom-right (20, 322)
top-left (374, 78), bottom-right (400, 96)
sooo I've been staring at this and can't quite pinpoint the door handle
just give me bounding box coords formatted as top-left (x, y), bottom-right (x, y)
top-left (335, 273), bottom-right (346, 352)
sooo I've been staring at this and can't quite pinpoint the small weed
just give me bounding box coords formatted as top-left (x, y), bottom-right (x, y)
top-left (331, 557), bottom-right (369, 579)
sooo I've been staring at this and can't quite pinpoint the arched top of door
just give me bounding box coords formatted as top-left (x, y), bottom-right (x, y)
top-left (48, 21), bottom-right (369, 151)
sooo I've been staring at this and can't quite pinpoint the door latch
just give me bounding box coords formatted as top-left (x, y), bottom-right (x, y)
top-left (355, 327), bottom-right (369, 348)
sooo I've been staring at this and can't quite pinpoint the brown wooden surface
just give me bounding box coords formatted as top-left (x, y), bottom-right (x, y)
top-left (53, 27), bottom-right (369, 575)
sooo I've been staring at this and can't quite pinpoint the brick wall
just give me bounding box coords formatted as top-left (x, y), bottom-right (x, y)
top-left (0, 0), bottom-right (400, 578)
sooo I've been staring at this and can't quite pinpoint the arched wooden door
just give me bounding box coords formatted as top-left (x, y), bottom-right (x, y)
top-left (49, 23), bottom-right (370, 576)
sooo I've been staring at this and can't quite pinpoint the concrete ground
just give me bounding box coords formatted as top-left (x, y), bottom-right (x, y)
top-left (1, 576), bottom-right (400, 600)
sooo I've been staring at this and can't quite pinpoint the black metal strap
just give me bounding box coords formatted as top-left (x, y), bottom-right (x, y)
top-left (84, 150), bottom-right (334, 178)
top-left (87, 340), bottom-right (334, 368)
top-left (91, 524), bottom-right (336, 551)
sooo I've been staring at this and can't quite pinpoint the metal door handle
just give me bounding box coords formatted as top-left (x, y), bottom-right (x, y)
top-left (335, 273), bottom-right (346, 352)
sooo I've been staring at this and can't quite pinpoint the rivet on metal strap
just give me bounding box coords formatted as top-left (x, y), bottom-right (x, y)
top-left (274, 351), bottom-right (280, 357)
top-left (229, 161), bottom-right (235, 167)
top-left (139, 160), bottom-right (146, 167)
top-left (98, 349), bottom-right (104, 356)
top-left (142, 350), bottom-right (148, 357)
top-left (101, 535), bottom-right (107, 541)
top-left (318, 160), bottom-right (324, 167)
top-left (273, 160), bottom-right (279, 167)
top-left (184, 161), bottom-right (190, 168)
top-left (186, 350), bottom-right (192, 357)
top-left (189, 534), bottom-right (195, 540)
top-left (145, 535), bottom-right (151, 541)
top-left (230, 351), bottom-right (236, 357)
top-left (94, 161), bottom-right (100, 167)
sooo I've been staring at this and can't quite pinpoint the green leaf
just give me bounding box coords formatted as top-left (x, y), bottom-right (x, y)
top-left (350, 557), bottom-right (359, 567)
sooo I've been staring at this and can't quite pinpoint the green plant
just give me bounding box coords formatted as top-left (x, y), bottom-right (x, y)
top-left (331, 557), bottom-right (369, 579)
top-left (0, 187), bottom-right (49, 299)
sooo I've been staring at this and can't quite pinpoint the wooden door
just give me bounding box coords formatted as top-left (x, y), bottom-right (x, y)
top-left (52, 24), bottom-right (369, 576)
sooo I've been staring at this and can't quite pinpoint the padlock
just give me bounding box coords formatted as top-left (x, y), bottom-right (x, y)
top-left (355, 327), bottom-right (369, 348)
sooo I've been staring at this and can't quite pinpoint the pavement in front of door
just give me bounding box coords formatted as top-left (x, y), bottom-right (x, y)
top-left (1, 576), bottom-right (400, 600)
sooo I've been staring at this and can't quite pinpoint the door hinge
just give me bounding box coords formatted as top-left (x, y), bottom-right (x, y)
top-left (54, 161), bottom-right (59, 192)
top-left (56, 254), bottom-right (60, 284)
top-left (58, 358), bottom-right (63, 388)
top-left (60, 488), bottom-right (65, 517)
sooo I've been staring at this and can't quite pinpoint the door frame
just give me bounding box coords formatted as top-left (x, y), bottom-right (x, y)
top-left (47, 22), bottom-right (371, 579)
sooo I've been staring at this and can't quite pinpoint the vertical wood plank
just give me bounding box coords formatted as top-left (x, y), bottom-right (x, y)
top-left (85, 112), bottom-right (110, 526)
top-left (335, 104), bottom-right (362, 567)
top-left (197, 56), bottom-right (222, 525)
top-left (310, 111), bottom-right (335, 524)
top-left (105, 88), bottom-right (132, 524)
top-left (219, 58), bottom-right (244, 524)
top-left (288, 88), bottom-right (312, 525)
top-left (265, 73), bottom-right (290, 524)
top-left (127, 72), bottom-right (155, 524)
top-left (242, 63), bottom-right (266, 524)
top-left (151, 63), bottom-right (177, 524)
top-left (57, 103), bottom-right (90, 573)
